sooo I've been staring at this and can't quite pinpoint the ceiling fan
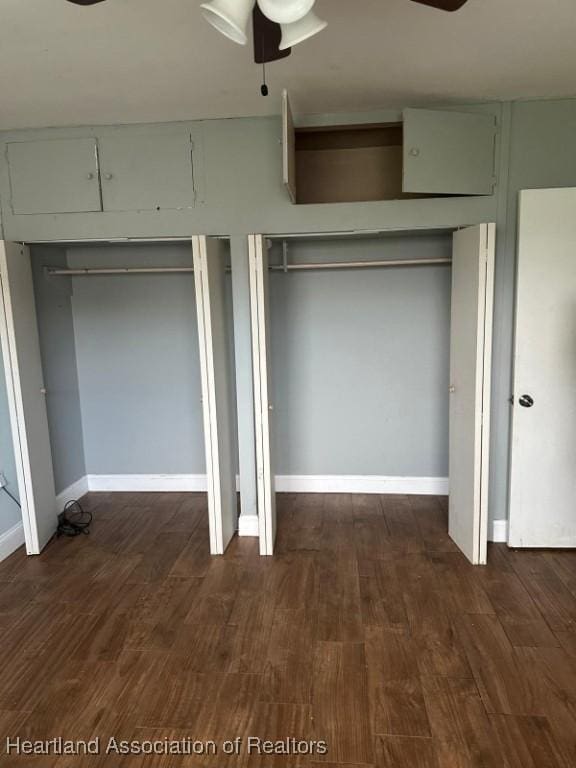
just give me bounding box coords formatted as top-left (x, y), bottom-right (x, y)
top-left (66, 1), bottom-right (470, 64)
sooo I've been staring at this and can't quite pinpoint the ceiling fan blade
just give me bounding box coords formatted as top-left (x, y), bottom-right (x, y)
top-left (253, 5), bottom-right (291, 64)
top-left (409, 0), bottom-right (469, 10)
top-left (66, 1), bottom-right (107, 5)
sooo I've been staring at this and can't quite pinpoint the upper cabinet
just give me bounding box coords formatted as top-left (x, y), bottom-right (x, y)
top-left (98, 132), bottom-right (196, 212)
top-left (7, 138), bottom-right (102, 215)
top-left (403, 108), bottom-right (496, 196)
top-left (6, 130), bottom-right (197, 215)
top-left (282, 91), bottom-right (498, 205)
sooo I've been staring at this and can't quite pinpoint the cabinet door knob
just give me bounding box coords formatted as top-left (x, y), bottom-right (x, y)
top-left (409, 147), bottom-right (420, 157)
top-left (86, 172), bottom-right (95, 180)
top-left (104, 173), bottom-right (114, 181)
top-left (449, 385), bottom-right (456, 394)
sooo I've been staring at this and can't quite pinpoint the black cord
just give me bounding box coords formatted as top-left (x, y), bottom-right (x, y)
top-left (57, 499), bottom-right (92, 537)
top-left (1, 485), bottom-right (21, 509)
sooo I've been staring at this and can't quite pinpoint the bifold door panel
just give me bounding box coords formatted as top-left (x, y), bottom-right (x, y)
top-left (248, 235), bottom-right (276, 556)
top-left (193, 236), bottom-right (237, 555)
top-left (0, 241), bottom-right (57, 554)
top-left (509, 189), bottom-right (576, 547)
top-left (448, 224), bottom-right (495, 565)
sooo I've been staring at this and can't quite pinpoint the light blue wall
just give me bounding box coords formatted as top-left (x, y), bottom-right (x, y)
top-left (270, 233), bottom-right (452, 477)
top-left (0, 345), bottom-right (21, 535)
top-left (67, 243), bottom-right (206, 476)
top-left (31, 246), bottom-right (86, 494)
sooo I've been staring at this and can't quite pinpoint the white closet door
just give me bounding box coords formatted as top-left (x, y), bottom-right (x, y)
top-left (248, 235), bottom-right (276, 556)
top-left (0, 241), bottom-right (57, 554)
top-left (193, 236), bottom-right (237, 555)
top-left (509, 189), bottom-right (576, 547)
top-left (449, 224), bottom-right (495, 565)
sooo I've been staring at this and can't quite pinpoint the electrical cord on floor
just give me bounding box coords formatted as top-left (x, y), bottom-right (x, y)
top-left (57, 499), bottom-right (92, 537)
top-left (1, 485), bottom-right (21, 508)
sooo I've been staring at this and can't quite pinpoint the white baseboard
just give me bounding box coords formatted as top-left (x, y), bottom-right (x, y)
top-left (55, 476), bottom-right (90, 510)
top-left (490, 519), bottom-right (509, 543)
top-left (63, 473), bottom-right (448, 497)
top-left (52, 473), bottom-right (506, 546)
top-left (238, 514), bottom-right (259, 537)
top-left (86, 474), bottom-right (209, 492)
top-left (275, 475), bottom-right (449, 495)
top-left (0, 522), bottom-right (25, 562)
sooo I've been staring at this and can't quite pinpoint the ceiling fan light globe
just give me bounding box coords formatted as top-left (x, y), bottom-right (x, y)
top-left (257, 0), bottom-right (316, 24)
top-left (279, 10), bottom-right (327, 50)
top-left (200, 0), bottom-right (256, 45)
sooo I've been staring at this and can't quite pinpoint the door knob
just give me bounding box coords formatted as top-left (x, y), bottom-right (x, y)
top-left (519, 394), bottom-right (534, 408)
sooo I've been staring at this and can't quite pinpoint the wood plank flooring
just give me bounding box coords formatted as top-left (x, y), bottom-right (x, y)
top-left (0, 492), bottom-right (576, 766)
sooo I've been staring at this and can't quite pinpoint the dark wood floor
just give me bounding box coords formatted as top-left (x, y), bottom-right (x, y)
top-left (0, 493), bottom-right (576, 766)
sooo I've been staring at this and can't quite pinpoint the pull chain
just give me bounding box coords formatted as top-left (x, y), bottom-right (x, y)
top-left (261, 62), bottom-right (269, 96)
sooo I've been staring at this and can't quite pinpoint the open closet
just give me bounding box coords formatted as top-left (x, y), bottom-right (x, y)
top-left (249, 225), bottom-right (495, 564)
top-left (0, 236), bottom-right (238, 558)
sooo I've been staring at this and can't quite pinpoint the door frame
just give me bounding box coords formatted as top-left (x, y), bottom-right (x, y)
top-left (248, 224), bottom-right (495, 563)
top-left (1, 235), bottom-right (237, 559)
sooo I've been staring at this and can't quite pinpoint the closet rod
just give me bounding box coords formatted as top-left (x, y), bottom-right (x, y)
top-left (47, 257), bottom-right (450, 278)
top-left (46, 266), bottom-right (195, 276)
top-left (269, 257), bottom-right (451, 271)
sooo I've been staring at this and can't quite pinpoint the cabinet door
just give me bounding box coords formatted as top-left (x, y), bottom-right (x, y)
top-left (403, 108), bottom-right (497, 196)
top-left (7, 138), bottom-right (102, 214)
top-left (98, 132), bottom-right (195, 212)
top-left (282, 90), bottom-right (297, 204)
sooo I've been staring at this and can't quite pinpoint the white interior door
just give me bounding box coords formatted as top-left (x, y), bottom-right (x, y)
top-left (509, 188), bottom-right (576, 547)
top-left (449, 224), bottom-right (495, 565)
top-left (248, 235), bottom-right (276, 556)
top-left (0, 241), bottom-right (57, 555)
top-left (193, 236), bottom-right (237, 555)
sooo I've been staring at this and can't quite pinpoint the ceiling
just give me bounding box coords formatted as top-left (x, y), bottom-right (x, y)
top-left (0, 0), bottom-right (575, 130)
